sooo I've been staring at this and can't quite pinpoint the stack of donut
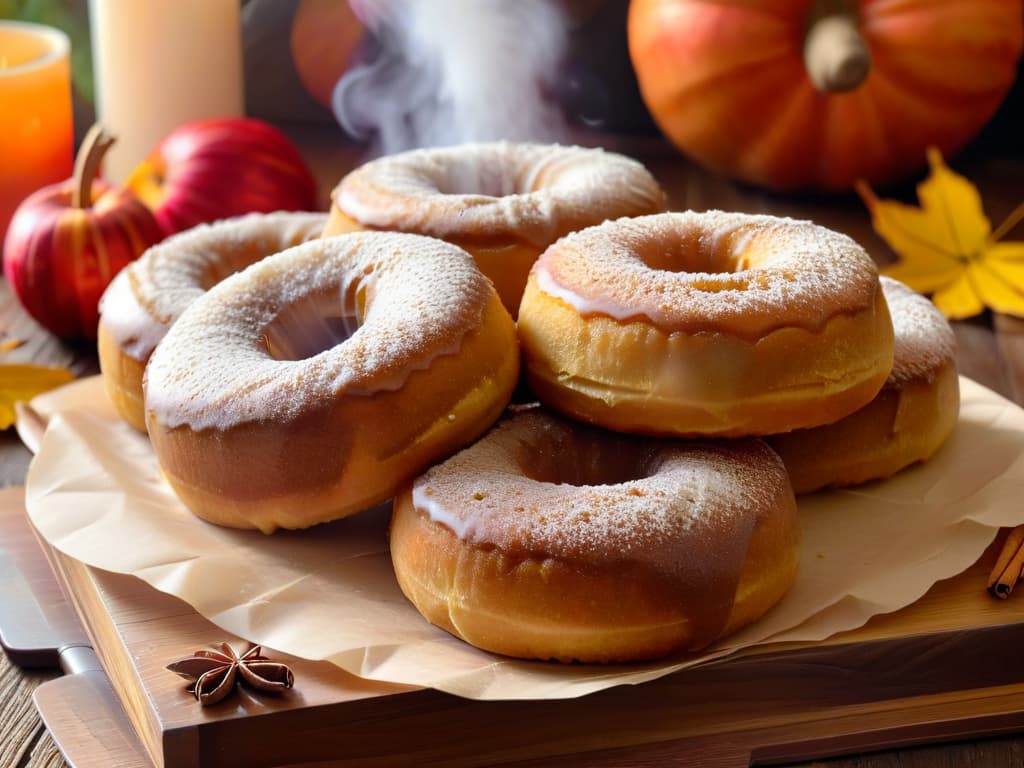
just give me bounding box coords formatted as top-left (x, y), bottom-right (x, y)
top-left (97, 142), bottom-right (960, 665)
top-left (393, 209), bottom-right (957, 663)
top-left (98, 211), bottom-right (328, 432)
top-left (323, 142), bottom-right (667, 316)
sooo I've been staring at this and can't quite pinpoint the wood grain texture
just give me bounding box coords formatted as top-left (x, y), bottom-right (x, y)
top-left (0, 649), bottom-right (54, 768)
top-left (994, 313), bottom-right (1024, 404)
top-left (17, 487), bottom-right (1024, 768)
top-left (33, 672), bottom-right (151, 768)
top-left (3, 125), bottom-right (1024, 766)
top-left (0, 278), bottom-right (98, 491)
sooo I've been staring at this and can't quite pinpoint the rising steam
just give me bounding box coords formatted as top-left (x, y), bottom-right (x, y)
top-left (333, 0), bottom-right (570, 155)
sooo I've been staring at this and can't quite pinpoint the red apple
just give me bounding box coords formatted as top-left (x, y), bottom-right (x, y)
top-left (126, 117), bottom-right (319, 236)
top-left (2, 124), bottom-right (164, 340)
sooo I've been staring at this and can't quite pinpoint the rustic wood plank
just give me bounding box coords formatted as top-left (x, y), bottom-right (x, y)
top-left (25, 729), bottom-right (66, 768)
top-left (0, 277), bottom-right (98, 490)
top-left (0, 280), bottom-right (73, 374)
top-left (18, 482), bottom-right (1024, 768)
top-left (0, 278), bottom-right (98, 377)
top-left (0, 649), bottom-right (55, 768)
top-left (4, 124), bottom-right (1024, 767)
top-left (994, 313), bottom-right (1024, 405)
top-left (952, 318), bottom-right (1014, 402)
top-left (33, 672), bottom-right (152, 768)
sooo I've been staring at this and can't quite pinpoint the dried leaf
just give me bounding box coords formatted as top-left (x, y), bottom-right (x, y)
top-left (858, 148), bottom-right (1024, 320)
top-left (0, 364), bottom-right (74, 430)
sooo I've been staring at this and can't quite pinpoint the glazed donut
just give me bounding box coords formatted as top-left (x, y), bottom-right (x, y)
top-left (518, 211), bottom-right (895, 437)
top-left (98, 211), bottom-right (327, 432)
top-left (324, 142), bottom-right (666, 315)
top-left (144, 232), bottom-right (519, 532)
top-left (769, 278), bottom-right (959, 494)
top-left (390, 408), bottom-right (800, 662)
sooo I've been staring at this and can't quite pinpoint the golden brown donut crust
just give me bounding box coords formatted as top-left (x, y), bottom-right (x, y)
top-left (769, 278), bottom-right (960, 493)
top-left (324, 142), bottom-right (666, 315)
top-left (144, 232), bottom-right (519, 532)
top-left (390, 409), bottom-right (800, 662)
top-left (97, 323), bottom-right (148, 432)
top-left (518, 211), bottom-right (895, 437)
top-left (98, 211), bottom-right (327, 431)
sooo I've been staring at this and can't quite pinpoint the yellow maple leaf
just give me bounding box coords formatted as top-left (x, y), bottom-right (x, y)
top-left (857, 148), bottom-right (1024, 320)
top-left (0, 341), bottom-right (74, 430)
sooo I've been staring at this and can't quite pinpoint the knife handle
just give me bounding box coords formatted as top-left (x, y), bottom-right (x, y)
top-left (34, 669), bottom-right (152, 768)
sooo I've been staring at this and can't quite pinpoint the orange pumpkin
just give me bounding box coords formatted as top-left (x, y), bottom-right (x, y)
top-left (290, 0), bottom-right (364, 108)
top-left (628, 0), bottom-right (1024, 191)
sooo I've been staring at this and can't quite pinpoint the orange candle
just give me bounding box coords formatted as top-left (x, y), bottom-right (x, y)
top-left (0, 21), bottom-right (73, 248)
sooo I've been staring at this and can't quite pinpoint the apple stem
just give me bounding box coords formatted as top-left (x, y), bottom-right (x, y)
top-left (72, 124), bottom-right (117, 209)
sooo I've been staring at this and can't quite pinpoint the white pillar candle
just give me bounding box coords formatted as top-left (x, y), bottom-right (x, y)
top-left (88, 0), bottom-right (244, 184)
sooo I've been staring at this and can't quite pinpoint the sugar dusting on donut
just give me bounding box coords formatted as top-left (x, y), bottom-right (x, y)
top-left (881, 277), bottom-right (956, 385)
top-left (334, 142), bottom-right (666, 247)
top-left (411, 409), bottom-right (786, 567)
top-left (98, 269), bottom-right (165, 362)
top-left (144, 232), bottom-right (494, 431)
top-left (99, 212), bottom-right (327, 361)
top-left (534, 210), bottom-right (882, 338)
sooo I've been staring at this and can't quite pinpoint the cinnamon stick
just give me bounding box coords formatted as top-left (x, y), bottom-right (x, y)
top-left (987, 525), bottom-right (1024, 598)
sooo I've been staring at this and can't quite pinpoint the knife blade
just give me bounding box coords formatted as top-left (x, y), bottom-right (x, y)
top-left (0, 486), bottom-right (150, 767)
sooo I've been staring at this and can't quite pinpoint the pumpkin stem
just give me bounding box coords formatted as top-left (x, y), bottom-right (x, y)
top-left (804, 0), bottom-right (871, 93)
top-left (72, 123), bottom-right (117, 209)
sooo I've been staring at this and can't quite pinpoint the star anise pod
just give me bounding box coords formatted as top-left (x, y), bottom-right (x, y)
top-left (166, 643), bottom-right (294, 706)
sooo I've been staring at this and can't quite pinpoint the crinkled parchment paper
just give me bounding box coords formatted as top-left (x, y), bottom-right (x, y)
top-left (17, 376), bottom-right (1024, 699)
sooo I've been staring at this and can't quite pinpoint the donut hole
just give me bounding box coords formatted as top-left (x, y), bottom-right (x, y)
top-left (637, 227), bottom-right (750, 278)
top-left (429, 160), bottom-right (522, 198)
top-left (515, 420), bottom-right (655, 488)
top-left (260, 287), bottom-right (361, 361)
top-left (199, 242), bottom-right (279, 288)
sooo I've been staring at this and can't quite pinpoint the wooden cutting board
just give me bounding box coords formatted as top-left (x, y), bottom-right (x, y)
top-left (11, 486), bottom-right (1024, 768)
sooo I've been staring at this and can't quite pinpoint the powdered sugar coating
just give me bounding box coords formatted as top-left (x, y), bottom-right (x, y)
top-left (145, 232), bottom-right (493, 431)
top-left (99, 211), bottom-right (327, 361)
top-left (334, 142), bottom-right (666, 248)
top-left (881, 277), bottom-right (957, 385)
top-left (534, 211), bottom-right (881, 337)
top-left (99, 269), bottom-right (162, 360)
top-left (412, 408), bottom-right (789, 567)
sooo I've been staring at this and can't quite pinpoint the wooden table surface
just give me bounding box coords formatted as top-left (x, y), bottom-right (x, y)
top-left (2, 125), bottom-right (1024, 767)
